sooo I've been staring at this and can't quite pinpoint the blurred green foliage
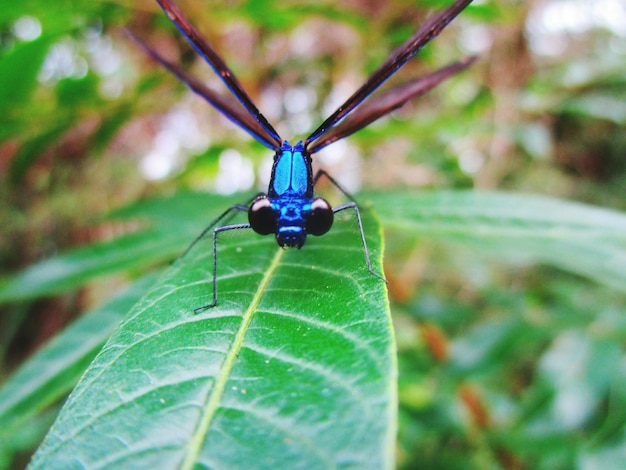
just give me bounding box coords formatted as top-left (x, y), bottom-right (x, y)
top-left (1, 0), bottom-right (625, 468)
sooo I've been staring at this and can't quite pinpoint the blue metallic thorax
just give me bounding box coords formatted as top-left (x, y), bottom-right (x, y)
top-left (268, 140), bottom-right (314, 198)
top-left (268, 140), bottom-right (315, 248)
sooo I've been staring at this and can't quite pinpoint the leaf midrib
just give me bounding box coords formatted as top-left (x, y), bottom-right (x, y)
top-left (181, 247), bottom-right (285, 469)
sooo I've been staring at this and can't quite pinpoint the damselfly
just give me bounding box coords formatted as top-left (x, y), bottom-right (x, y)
top-left (130, 0), bottom-right (476, 310)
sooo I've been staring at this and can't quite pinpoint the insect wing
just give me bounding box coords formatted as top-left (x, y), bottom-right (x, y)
top-left (156, 0), bottom-right (282, 149)
top-left (308, 56), bottom-right (477, 153)
top-left (305, 0), bottom-right (473, 147)
top-left (129, 31), bottom-right (280, 149)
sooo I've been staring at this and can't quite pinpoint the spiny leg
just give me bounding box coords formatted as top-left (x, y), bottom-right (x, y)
top-left (176, 194), bottom-right (260, 313)
top-left (313, 169), bottom-right (356, 201)
top-left (333, 202), bottom-right (386, 283)
top-left (194, 222), bottom-right (252, 314)
top-left (314, 170), bottom-right (386, 283)
top-left (178, 192), bottom-right (263, 261)
top-left (180, 203), bottom-right (249, 260)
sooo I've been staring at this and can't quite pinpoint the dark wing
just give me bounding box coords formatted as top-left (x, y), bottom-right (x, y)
top-left (155, 0), bottom-right (282, 149)
top-left (128, 31), bottom-right (279, 149)
top-left (308, 56), bottom-right (477, 154)
top-left (305, 0), bottom-right (473, 147)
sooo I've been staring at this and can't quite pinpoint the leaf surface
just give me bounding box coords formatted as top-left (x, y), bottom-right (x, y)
top-left (0, 275), bottom-right (157, 430)
top-left (0, 193), bottom-right (239, 303)
top-left (369, 190), bottom-right (626, 291)
top-left (29, 207), bottom-right (396, 469)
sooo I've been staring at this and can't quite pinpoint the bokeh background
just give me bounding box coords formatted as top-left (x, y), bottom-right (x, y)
top-left (1, 0), bottom-right (625, 468)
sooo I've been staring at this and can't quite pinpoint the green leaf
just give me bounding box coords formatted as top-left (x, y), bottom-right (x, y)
top-left (561, 92), bottom-right (626, 125)
top-left (0, 1), bottom-right (123, 33)
top-left (369, 190), bottom-right (626, 292)
top-left (0, 36), bottom-right (52, 116)
top-left (0, 274), bottom-right (157, 458)
top-left (0, 230), bottom-right (179, 302)
top-left (535, 329), bottom-right (622, 431)
top-left (89, 103), bottom-right (133, 154)
top-left (0, 193), bottom-right (239, 303)
top-left (8, 117), bottom-right (76, 184)
top-left (29, 207), bottom-right (396, 468)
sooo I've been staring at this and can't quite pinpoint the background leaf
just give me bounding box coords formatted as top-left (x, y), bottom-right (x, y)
top-left (0, 36), bottom-right (52, 116)
top-left (0, 193), bottom-right (238, 303)
top-left (0, 274), bottom-right (158, 455)
top-left (369, 190), bottom-right (626, 291)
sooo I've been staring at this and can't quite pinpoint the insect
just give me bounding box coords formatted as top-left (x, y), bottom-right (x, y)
top-left (131, 0), bottom-right (475, 311)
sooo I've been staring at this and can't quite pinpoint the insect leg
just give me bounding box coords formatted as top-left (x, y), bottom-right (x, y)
top-left (194, 222), bottom-right (251, 313)
top-left (313, 169), bottom-right (356, 201)
top-left (333, 202), bottom-right (386, 283)
top-left (180, 203), bottom-right (249, 260)
top-left (176, 194), bottom-right (263, 313)
top-left (331, 198), bottom-right (387, 284)
top-left (314, 170), bottom-right (385, 281)
top-left (179, 192), bottom-right (264, 261)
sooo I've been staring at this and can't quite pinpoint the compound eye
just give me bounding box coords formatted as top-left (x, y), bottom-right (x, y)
top-left (248, 197), bottom-right (276, 235)
top-left (307, 197), bottom-right (333, 236)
